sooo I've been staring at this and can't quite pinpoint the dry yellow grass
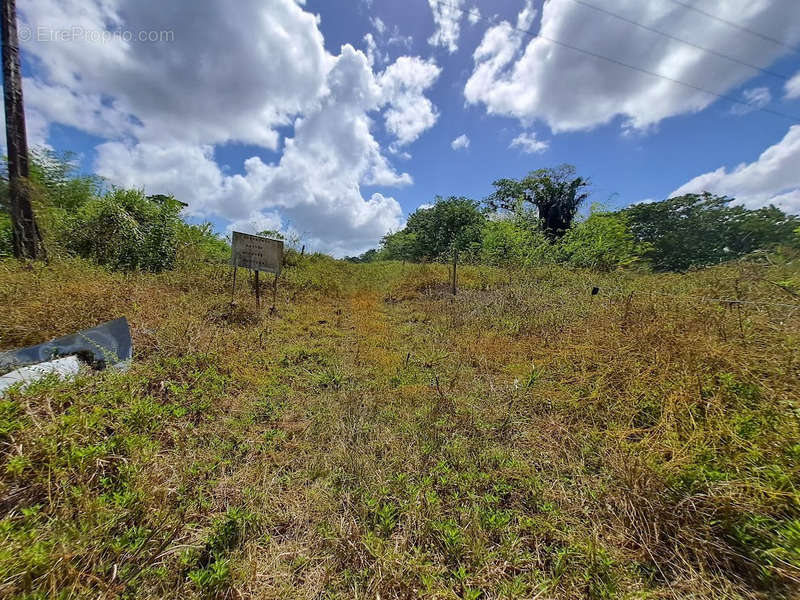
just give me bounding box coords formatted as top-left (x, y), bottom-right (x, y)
top-left (1, 254), bottom-right (799, 599)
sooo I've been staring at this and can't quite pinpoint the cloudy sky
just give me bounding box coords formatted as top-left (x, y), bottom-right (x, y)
top-left (14, 0), bottom-right (800, 255)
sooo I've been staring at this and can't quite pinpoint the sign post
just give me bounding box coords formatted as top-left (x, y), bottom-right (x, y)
top-left (231, 232), bottom-right (284, 311)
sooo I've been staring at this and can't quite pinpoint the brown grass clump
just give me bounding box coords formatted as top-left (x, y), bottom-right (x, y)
top-left (0, 255), bottom-right (798, 599)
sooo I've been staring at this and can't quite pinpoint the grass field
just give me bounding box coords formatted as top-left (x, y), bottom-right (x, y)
top-left (1, 255), bottom-right (799, 599)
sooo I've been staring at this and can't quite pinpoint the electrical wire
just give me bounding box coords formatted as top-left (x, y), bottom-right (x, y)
top-left (567, 0), bottom-right (792, 81)
top-left (663, 0), bottom-right (800, 54)
top-left (429, 0), bottom-right (800, 123)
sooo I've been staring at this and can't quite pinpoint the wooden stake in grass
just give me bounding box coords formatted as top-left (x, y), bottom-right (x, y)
top-left (230, 259), bottom-right (238, 304)
top-left (451, 246), bottom-right (458, 296)
top-left (2, 0), bottom-right (45, 260)
top-left (271, 271), bottom-right (278, 312)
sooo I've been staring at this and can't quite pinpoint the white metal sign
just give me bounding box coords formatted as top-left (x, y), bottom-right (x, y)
top-left (231, 232), bottom-right (283, 274)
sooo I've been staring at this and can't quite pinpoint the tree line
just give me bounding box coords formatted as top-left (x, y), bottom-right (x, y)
top-left (3, 154), bottom-right (798, 274)
top-left (347, 164), bottom-right (800, 272)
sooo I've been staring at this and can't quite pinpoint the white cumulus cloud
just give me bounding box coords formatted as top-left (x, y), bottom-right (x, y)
top-left (465, 0), bottom-right (800, 133)
top-left (19, 0), bottom-right (441, 256)
top-left (94, 46), bottom-right (411, 255)
top-left (509, 132), bottom-right (549, 154)
top-left (786, 71), bottom-right (800, 99)
top-left (21, 0), bottom-right (330, 149)
top-left (671, 125), bottom-right (800, 214)
top-left (378, 56), bottom-right (442, 147)
top-left (427, 0), bottom-right (464, 53)
top-left (731, 86), bottom-right (772, 115)
top-left (451, 134), bottom-right (470, 150)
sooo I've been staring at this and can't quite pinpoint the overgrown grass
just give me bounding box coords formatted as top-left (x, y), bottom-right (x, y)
top-left (1, 254), bottom-right (799, 598)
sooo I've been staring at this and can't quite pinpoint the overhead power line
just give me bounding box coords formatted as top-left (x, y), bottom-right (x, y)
top-left (430, 0), bottom-right (800, 124)
top-left (663, 0), bottom-right (800, 54)
top-left (568, 0), bottom-right (791, 81)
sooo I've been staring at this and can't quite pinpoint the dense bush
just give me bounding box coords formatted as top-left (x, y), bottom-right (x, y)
top-left (480, 219), bottom-right (554, 267)
top-left (6, 152), bottom-right (799, 274)
top-left (560, 208), bottom-right (646, 271)
top-left (177, 221), bottom-right (231, 264)
top-left (374, 196), bottom-right (485, 263)
top-left (2, 150), bottom-right (231, 270)
top-left (62, 189), bottom-right (184, 271)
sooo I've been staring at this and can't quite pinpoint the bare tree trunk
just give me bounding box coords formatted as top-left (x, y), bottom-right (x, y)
top-left (2, 0), bottom-right (44, 260)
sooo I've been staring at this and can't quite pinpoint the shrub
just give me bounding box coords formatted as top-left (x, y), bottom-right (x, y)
top-left (0, 212), bottom-right (12, 258)
top-left (480, 219), bottom-right (554, 267)
top-left (560, 208), bottom-right (646, 271)
top-left (63, 189), bottom-right (183, 272)
top-left (3, 151), bottom-right (232, 270)
top-left (176, 221), bottom-right (230, 264)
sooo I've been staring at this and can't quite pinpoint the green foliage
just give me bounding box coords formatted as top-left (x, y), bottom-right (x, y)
top-left (345, 248), bottom-right (380, 263)
top-left (480, 219), bottom-right (529, 266)
top-left (624, 193), bottom-right (800, 271)
top-left (380, 230), bottom-right (418, 262)
top-left (63, 189), bottom-right (183, 272)
top-left (2, 150), bottom-right (232, 270)
top-left (1, 149), bottom-right (101, 258)
top-left (362, 189), bottom-right (799, 274)
top-left (0, 212), bottom-right (12, 258)
top-left (27, 148), bottom-right (103, 211)
top-left (382, 196), bottom-right (485, 262)
top-left (480, 218), bottom-right (554, 267)
top-left (187, 558), bottom-right (231, 593)
top-left (256, 229), bottom-right (284, 240)
top-left (487, 164), bottom-right (590, 239)
top-left (177, 221), bottom-right (230, 264)
top-left (560, 208), bottom-right (646, 271)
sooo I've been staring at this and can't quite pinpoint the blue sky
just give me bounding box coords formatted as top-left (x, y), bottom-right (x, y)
top-left (14, 0), bottom-right (800, 255)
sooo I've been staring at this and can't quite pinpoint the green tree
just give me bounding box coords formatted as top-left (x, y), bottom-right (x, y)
top-left (380, 230), bottom-right (418, 262)
top-left (487, 164), bottom-right (590, 239)
top-left (256, 229), bottom-right (284, 240)
top-left (623, 193), bottom-right (799, 271)
top-left (399, 196), bottom-right (485, 261)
